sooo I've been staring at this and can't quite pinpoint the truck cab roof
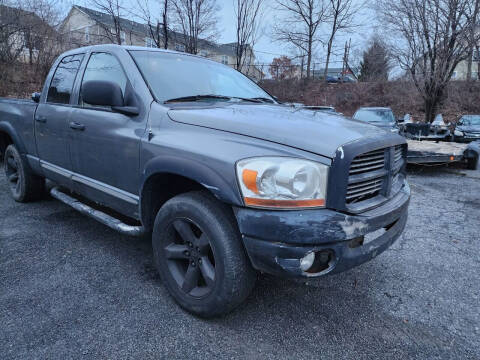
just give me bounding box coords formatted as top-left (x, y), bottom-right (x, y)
top-left (60, 44), bottom-right (210, 61)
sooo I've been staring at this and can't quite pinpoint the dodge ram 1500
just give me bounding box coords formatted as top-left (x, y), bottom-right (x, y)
top-left (0, 45), bottom-right (410, 317)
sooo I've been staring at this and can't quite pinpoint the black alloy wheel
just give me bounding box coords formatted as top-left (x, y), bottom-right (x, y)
top-left (5, 152), bottom-right (21, 197)
top-left (152, 191), bottom-right (256, 317)
top-left (3, 144), bottom-right (44, 202)
top-left (164, 218), bottom-right (216, 298)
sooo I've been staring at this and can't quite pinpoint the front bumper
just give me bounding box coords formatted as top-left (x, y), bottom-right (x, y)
top-left (233, 182), bottom-right (410, 277)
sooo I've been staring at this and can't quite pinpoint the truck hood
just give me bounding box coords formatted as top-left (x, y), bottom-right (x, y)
top-left (167, 104), bottom-right (388, 158)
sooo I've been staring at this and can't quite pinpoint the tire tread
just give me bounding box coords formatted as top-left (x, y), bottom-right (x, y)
top-left (152, 190), bottom-right (256, 317)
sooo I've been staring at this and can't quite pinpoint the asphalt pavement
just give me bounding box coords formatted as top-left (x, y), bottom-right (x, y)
top-left (1, 165), bottom-right (479, 359)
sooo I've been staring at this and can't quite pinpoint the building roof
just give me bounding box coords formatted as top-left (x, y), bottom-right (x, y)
top-left (74, 5), bottom-right (149, 35)
top-left (0, 4), bottom-right (49, 29)
top-left (72, 5), bottom-right (234, 56)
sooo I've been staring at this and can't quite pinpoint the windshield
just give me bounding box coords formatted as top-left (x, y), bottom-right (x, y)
top-left (460, 115), bottom-right (480, 125)
top-left (130, 50), bottom-right (273, 103)
top-left (354, 109), bottom-right (395, 123)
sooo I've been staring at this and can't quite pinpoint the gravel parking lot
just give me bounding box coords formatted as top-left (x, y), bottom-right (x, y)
top-left (1, 164), bottom-right (479, 359)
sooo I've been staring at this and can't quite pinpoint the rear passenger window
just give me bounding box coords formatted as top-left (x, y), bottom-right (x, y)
top-left (47, 54), bottom-right (84, 104)
top-left (80, 52), bottom-right (127, 107)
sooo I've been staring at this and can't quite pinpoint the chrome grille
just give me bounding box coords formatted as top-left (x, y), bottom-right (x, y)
top-left (346, 149), bottom-right (386, 203)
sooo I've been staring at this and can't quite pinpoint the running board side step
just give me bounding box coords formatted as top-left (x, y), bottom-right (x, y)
top-left (50, 187), bottom-right (146, 237)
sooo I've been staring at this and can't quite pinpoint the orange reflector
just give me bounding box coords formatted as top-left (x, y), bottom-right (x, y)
top-left (450, 156), bottom-right (454, 161)
top-left (242, 169), bottom-right (259, 194)
top-left (244, 198), bottom-right (325, 208)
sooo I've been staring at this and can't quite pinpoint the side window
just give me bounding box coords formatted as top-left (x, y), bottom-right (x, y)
top-left (47, 54), bottom-right (84, 104)
top-left (80, 52), bottom-right (127, 107)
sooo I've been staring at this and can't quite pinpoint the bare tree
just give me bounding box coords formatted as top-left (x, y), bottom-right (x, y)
top-left (170, 0), bottom-right (219, 54)
top-left (234, 0), bottom-right (264, 72)
top-left (273, 0), bottom-right (327, 78)
top-left (465, 0), bottom-right (480, 80)
top-left (377, 0), bottom-right (480, 123)
top-left (323, 0), bottom-right (362, 81)
top-left (0, 0), bottom-right (66, 96)
top-left (0, 1), bottom-right (25, 65)
top-left (161, 0), bottom-right (169, 48)
top-left (90, 0), bottom-right (131, 45)
top-left (20, 0), bottom-right (65, 69)
top-left (135, 0), bottom-right (170, 48)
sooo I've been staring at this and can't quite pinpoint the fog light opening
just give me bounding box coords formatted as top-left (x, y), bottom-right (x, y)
top-left (302, 250), bottom-right (335, 274)
top-left (299, 251), bottom-right (315, 271)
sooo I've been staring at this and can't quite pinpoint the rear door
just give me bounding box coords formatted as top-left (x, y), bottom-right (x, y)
top-left (35, 53), bottom-right (84, 186)
top-left (68, 52), bottom-right (145, 218)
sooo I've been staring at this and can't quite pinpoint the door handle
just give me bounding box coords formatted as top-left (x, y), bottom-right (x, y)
top-left (35, 116), bottom-right (47, 123)
top-left (69, 122), bottom-right (85, 131)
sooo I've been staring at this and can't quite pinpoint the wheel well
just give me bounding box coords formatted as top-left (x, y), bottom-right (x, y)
top-left (140, 173), bottom-right (207, 231)
top-left (0, 131), bottom-right (13, 158)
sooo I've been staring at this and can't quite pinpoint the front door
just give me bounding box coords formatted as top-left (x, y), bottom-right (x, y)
top-left (35, 53), bottom-right (84, 186)
top-left (68, 52), bottom-right (145, 218)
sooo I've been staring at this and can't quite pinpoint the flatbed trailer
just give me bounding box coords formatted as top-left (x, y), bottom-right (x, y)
top-left (407, 140), bottom-right (479, 170)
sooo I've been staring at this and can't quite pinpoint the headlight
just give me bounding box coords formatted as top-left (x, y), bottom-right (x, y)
top-left (236, 157), bottom-right (328, 209)
top-left (391, 128), bottom-right (399, 133)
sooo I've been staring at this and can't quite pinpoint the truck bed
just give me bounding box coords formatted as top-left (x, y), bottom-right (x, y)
top-left (0, 97), bottom-right (38, 158)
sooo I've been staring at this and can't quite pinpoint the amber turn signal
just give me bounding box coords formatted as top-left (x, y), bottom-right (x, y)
top-left (242, 169), bottom-right (259, 194)
top-left (244, 197), bottom-right (325, 208)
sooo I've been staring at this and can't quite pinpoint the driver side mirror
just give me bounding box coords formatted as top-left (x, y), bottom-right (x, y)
top-left (81, 80), bottom-right (139, 116)
top-left (31, 92), bottom-right (41, 103)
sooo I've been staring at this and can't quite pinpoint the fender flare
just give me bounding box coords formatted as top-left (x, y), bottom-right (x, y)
top-left (140, 154), bottom-right (243, 217)
top-left (0, 121), bottom-right (26, 154)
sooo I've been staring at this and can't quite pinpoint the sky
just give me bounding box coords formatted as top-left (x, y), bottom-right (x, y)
top-left (214, 0), bottom-right (376, 68)
top-left (70, 0), bottom-right (375, 68)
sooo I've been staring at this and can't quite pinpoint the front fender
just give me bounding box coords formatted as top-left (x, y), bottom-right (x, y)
top-left (141, 154), bottom-right (243, 205)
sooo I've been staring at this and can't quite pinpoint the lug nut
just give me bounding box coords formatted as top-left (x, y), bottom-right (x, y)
top-left (188, 242), bottom-right (193, 248)
top-left (184, 250), bottom-right (190, 256)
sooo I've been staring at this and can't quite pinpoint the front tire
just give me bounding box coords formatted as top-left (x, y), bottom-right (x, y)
top-left (152, 191), bottom-right (256, 317)
top-left (4, 144), bottom-right (44, 202)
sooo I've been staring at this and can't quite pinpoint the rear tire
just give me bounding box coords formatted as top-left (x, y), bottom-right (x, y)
top-left (4, 144), bottom-right (44, 202)
top-left (152, 191), bottom-right (256, 317)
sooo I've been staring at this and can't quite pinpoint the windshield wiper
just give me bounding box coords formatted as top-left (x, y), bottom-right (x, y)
top-left (164, 94), bottom-right (264, 104)
top-left (164, 94), bottom-right (231, 103)
top-left (248, 97), bottom-right (275, 103)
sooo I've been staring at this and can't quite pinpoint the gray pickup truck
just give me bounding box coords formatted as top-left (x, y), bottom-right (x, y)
top-left (0, 45), bottom-right (410, 317)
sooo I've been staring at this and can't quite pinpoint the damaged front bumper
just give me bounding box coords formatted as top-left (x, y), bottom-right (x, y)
top-left (233, 182), bottom-right (410, 277)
